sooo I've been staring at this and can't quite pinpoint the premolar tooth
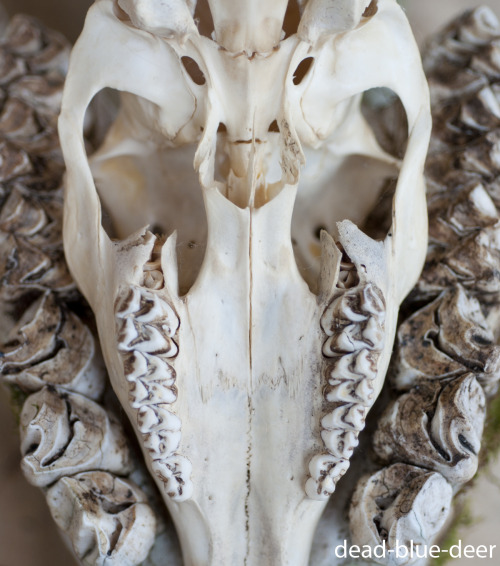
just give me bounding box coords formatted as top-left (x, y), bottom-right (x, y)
top-left (137, 404), bottom-right (181, 433)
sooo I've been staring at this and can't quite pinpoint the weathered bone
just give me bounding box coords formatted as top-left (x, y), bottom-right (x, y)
top-left (20, 385), bottom-right (132, 486)
top-left (373, 373), bottom-right (486, 485)
top-left (349, 9), bottom-right (500, 565)
top-left (2, 3), bottom-right (500, 566)
top-left (349, 464), bottom-right (453, 565)
top-left (59, 0), bottom-right (430, 563)
top-left (0, 14), bottom-right (159, 566)
top-left (1, 292), bottom-right (106, 398)
top-left (47, 471), bottom-right (156, 566)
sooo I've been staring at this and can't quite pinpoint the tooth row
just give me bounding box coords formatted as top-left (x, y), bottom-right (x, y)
top-left (115, 284), bottom-right (193, 502)
top-left (307, 282), bottom-right (385, 501)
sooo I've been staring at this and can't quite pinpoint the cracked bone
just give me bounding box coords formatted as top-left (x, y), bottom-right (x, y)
top-left (59, 0), bottom-right (431, 563)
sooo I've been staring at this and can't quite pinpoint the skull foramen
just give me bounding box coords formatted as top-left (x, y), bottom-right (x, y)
top-left (59, 0), bottom-right (431, 564)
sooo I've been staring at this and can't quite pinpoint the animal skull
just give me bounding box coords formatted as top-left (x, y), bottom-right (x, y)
top-left (59, 0), bottom-right (431, 563)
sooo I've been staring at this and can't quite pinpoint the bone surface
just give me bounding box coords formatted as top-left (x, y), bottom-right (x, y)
top-left (348, 8), bottom-right (500, 565)
top-left (59, 0), bottom-right (430, 564)
top-left (0, 14), bottom-right (160, 566)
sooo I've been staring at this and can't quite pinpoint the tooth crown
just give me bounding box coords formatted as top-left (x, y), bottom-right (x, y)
top-left (306, 279), bottom-right (386, 500)
top-left (115, 283), bottom-right (193, 502)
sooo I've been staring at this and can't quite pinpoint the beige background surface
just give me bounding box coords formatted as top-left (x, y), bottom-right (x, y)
top-left (1, 1), bottom-right (500, 565)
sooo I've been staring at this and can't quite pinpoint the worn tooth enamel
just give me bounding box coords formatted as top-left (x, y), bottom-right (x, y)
top-left (321, 428), bottom-right (359, 458)
top-left (131, 379), bottom-right (177, 406)
top-left (137, 404), bottom-right (181, 433)
top-left (361, 316), bottom-right (384, 349)
top-left (145, 429), bottom-right (182, 456)
top-left (115, 286), bottom-right (141, 317)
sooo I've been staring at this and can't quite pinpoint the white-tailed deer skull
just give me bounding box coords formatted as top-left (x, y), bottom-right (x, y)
top-left (59, 0), bottom-right (431, 563)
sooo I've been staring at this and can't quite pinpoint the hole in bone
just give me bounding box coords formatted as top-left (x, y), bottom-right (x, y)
top-left (314, 225), bottom-right (327, 240)
top-left (86, 89), bottom-right (208, 296)
top-left (291, 155), bottom-right (399, 292)
top-left (361, 177), bottom-right (397, 241)
top-left (292, 57), bottom-right (314, 86)
top-left (375, 493), bottom-right (397, 511)
top-left (84, 88), bottom-right (120, 152)
top-left (291, 88), bottom-right (408, 293)
top-left (282, 0), bottom-right (301, 39)
top-left (336, 243), bottom-right (360, 289)
top-left (361, 87), bottom-right (409, 159)
top-left (194, 0), bottom-right (215, 39)
top-left (268, 119), bottom-right (280, 133)
top-left (362, 0), bottom-right (378, 18)
top-left (181, 56), bottom-right (206, 86)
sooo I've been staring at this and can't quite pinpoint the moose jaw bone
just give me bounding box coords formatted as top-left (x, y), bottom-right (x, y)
top-left (59, 0), bottom-right (431, 564)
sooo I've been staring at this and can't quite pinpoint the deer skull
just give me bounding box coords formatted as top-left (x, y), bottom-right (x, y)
top-left (59, 0), bottom-right (431, 563)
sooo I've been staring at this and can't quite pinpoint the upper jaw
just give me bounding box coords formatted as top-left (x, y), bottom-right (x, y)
top-left (59, 0), bottom-right (431, 563)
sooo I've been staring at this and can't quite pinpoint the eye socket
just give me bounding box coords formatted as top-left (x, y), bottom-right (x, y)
top-left (181, 56), bottom-right (206, 86)
top-left (362, 0), bottom-right (378, 18)
top-left (292, 57), bottom-right (314, 86)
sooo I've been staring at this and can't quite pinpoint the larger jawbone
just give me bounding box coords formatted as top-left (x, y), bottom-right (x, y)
top-left (59, 0), bottom-right (431, 564)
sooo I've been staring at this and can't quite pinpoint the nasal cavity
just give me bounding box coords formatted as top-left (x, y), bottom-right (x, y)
top-left (292, 57), bottom-right (314, 85)
top-left (181, 56), bottom-right (206, 86)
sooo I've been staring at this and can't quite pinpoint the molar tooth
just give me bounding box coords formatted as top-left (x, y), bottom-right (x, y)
top-left (323, 322), bottom-right (370, 355)
top-left (353, 348), bottom-right (378, 378)
top-left (321, 403), bottom-right (367, 431)
top-left (117, 317), bottom-right (139, 350)
top-left (327, 350), bottom-right (374, 381)
top-left (321, 294), bottom-right (367, 334)
top-left (151, 455), bottom-right (193, 502)
top-left (137, 404), bottom-right (181, 433)
top-left (355, 378), bottom-right (374, 403)
top-left (122, 322), bottom-right (178, 355)
top-left (130, 377), bottom-right (149, 404)
top-left (321, 428), bottom-right (359, 458)
top-left (131, 379), bottom-right (177, 406)
top-left (147, 353), bottom-right (177, 383)
top-left (123, 350), bottom-right (176, 384)
top-left (325, 380), bottom-right (358, 403)
top-left (306, 453), bottom-right (351, 500)
top-left (123, 350), bottom-right (148, 380)
top-left (135, 290), bottom-right (179, 333)
top-left (115, 286), bottom-right (141, 317)
top-left (144, 430), bottom-right (181, 456)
